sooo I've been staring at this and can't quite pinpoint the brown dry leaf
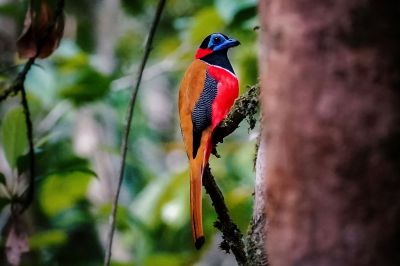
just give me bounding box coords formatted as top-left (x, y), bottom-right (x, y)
top-left (38, 5), bottom-right (65, 59)
top-left (16, 4), bottom-right (36, 59)
top-left (17, 0), bottom-right (65, 59)
top-left (5, 219), bottom-right (29, 266)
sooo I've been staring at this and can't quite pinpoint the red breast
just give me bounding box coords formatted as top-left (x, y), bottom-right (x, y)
top-left (208, 65), bottom-right (239, 130)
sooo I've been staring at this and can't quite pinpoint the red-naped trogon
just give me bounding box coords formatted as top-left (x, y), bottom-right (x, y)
top-left (178, 33), bottom-right (240, 249)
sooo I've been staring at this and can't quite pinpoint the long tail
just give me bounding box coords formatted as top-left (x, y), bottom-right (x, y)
top-left (189, 132), bottom-right (212, 249)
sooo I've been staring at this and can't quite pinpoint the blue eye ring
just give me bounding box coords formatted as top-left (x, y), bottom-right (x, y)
top-left (213, 36), bottom-right (221, 43)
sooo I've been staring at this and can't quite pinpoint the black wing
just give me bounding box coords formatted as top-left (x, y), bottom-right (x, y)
top-left (191, 71), bottom-right (218, 158)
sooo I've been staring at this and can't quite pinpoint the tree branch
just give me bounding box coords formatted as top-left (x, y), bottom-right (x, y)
top-left (203, 166), bottom-right (247, 265)
top-left (103, 0), bottom-right (166, 265)
top-left (0, 87), bottom-right (16, 102)
top-left (202, 84), bottom-right (260, 266)
top-left (213, 84), bottom-right (260, 146)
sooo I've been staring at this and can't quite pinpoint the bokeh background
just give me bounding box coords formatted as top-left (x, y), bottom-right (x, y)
top-left (0, 0), bottom-right (259, 265)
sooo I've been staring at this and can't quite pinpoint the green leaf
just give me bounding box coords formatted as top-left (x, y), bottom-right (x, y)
top-left (98, 204), bottom-right (130, 231)
top-left (131, 171), bottom-right (188, 228)
top-left (39, 171), bottom-right (93, 216)
top-left (0, 196), bottom-right (10, 211)
top-left (0, 3), bottom-right (21, 17)
top-left (230, 5), bottom-right (257, 27)
top-left (35, 142), bottom-right (93, 178)
top-left (59, 68), bottom-right (111, 105)
top-left (120, 0), bottom-right (144, 15)
top-left (0, 172), bottom-right (6, 185)
top-left (29, 230), bottom-right (68, 249)
top-left (1, 107), bottom-right (28, 169)
top-left (52, 207), bottom-right (92, 228)
top-left (145, 253), bottom-right (183, 266)
top-left (215, 0), bottom-right (257, 24)
top-left (110, 262), bottom-right (135, 266)
top-left (53, 167), bottom-right (98, 179)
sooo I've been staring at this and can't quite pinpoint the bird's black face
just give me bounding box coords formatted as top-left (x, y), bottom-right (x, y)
top-left (200, 33), bottom-right (240, 52)
top-left (195, 33), bottom-right (240, 59)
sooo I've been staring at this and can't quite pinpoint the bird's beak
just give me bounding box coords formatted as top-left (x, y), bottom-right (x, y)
top-left (217, 38), bottom-right (240, 50)
top-left (227, 38), bottom-right (240, 47)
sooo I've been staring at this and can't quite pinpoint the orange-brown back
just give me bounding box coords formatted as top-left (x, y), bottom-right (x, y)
top-left (178, 59), bottom-right (209, 157)
top-left (178, 59), bottom-right (210, 249)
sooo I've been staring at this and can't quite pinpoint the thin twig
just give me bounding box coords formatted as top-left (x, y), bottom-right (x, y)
top-left (103, 0), bottom-right (166, 265)
top-left (10, 0), bottom-right (65, 213)
top-left (15, 58), bottom-right (36, 214)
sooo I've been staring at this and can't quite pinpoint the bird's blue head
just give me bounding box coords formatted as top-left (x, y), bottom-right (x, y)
top-left (195, 33), bottom-right (240, 59)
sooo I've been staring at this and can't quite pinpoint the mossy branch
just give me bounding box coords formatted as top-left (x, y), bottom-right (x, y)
top-left (212, 84), bottom-right (260, 146)
top-left (203, 84), bottom-right (260, 266)
top-left (203, 166), bottom-right (247, 265)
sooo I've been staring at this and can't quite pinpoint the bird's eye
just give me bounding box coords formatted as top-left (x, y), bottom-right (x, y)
top-left (213, 37), bottom-right (220, 43)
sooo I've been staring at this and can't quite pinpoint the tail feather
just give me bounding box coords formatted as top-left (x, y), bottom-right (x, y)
top-left (189, 132), bottom-right (212, 249)
top-left (190, 164), bottom-right (204, 249)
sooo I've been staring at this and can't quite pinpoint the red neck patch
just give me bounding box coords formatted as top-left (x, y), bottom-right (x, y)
top-left (195, 48), bottom-right (213, 59)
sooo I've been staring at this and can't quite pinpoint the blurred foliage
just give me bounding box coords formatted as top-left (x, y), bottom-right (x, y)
top-left (1, 106), bottom-right (28, 169)
top-left (0, 0), bottom-right (259, 265)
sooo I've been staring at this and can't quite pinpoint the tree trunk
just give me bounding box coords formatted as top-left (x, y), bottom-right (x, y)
top-left (246, 132), bottom-right (268, 265)
top-left (259, 0), bottom-right (400, 265)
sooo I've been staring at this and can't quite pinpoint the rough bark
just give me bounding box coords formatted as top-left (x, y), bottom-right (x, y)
top-left (259, 0), bottom-right (400, 265)
top-left (245, 130), bottom-right (268, 266)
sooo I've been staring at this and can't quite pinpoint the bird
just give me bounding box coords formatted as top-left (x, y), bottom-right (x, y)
top-left (178, 33), bottom-right (240, 249)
